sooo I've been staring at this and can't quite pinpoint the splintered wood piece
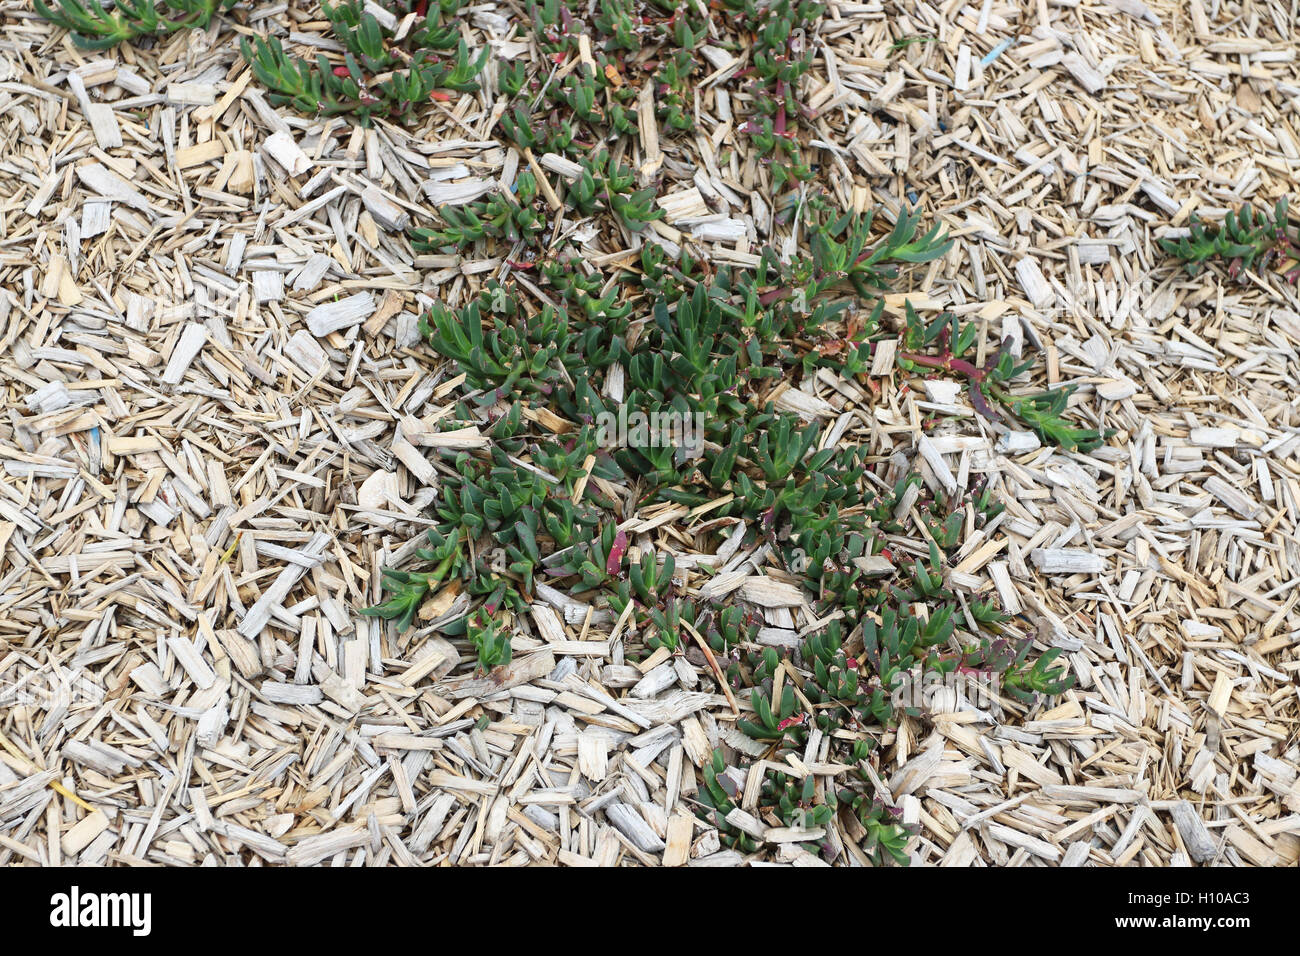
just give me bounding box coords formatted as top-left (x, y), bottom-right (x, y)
top-left (262, 130), bottom-right (312, 176)
top-left (1030, 549), bottom-right (1107, 574)
top-left (306, 292), bottom-right (375, 336)
top-left (361, 186), bottom-right (411, 231)
top-left (161, 324), bottom-right (208, 384)
top-left (436, 651), bottom-right (557, 699)
top-left (238, 533), bottom-right (331, 639)
top-left (76, 162), bottom-right (152, 213)
top-left (1170, 801), bottom-right (1218, 863)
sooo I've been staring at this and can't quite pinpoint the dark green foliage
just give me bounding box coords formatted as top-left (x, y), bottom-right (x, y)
top-left (241, 1), bottom-right (486, 126)
top-left (558, 150), bottom-right (664, 230)
top-left (359, 568), bottom-right (431, 633)
top-left (499, 60), bottom-right (531, 98)
top-left (368, 199), bottom-right (1085, 859)
top-left (762, 771), bottom-right (833, 832)
top-left (420, 291), bottom-right (591, 399)
top-left (703, 206), bottom-right (951, 381)
top-left (820, 207), bottom-right (953, 296)
top-left (33, 0), bottom-right (1094, 868)
top-left (737, 682), bottom-right (802, 743)
top-left (467, 607), bottom-right (513, 672)
top-left (554, 523), bottom-right (628, 590)
top-left (1159, 197), bottom-right (1299, 281)
top-left (37, 0), bottom-right (486, 126)
top-left (630, 550), bottom-right (675, 606)
top-left (644, 597), bottom-right (694, 653)
top-left (726, 0), bottom-right (825, 186)
top-left (311, 0), bottom-right (1083, 867)
top-left (989, 643), bottom-right (1073, 702)
top-left (412, 174), bottom-right (546, 252)
top-left (838, 789), bottom-right (913, 866)
top-left (34, 0), bottom-right (234, 49)
top-left (1001, 386), bottom-right (1110, 453)
top-left (698, 750), bottom-right (761, 853)
top-left (593, 0), bottom-right (638, 51)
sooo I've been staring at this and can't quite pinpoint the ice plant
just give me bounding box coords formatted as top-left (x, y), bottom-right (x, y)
top-left (466, 608), bottom-right (513, 673)
top-left (368, 198), bottom-right (1082, 863)
top-left (33, 0), bottom-right (235, 48)
top-left (1159, 197), bottom-right (1299, 282)
top-left (34, 0), bottom-right (1108, 869)
top-left (895, 305), bottom-right (1112, 453)
top-left (726, 0), bottom-right (825, 187)
top-left (412, 174), bottom-right (547, 253)
top-left (241, 1), bottom-right (487, 125)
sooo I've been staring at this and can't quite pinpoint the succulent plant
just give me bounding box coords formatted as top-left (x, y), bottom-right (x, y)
top-left (1160, 198), bottom-right (1299, 282)
top-left (241, 2), bottom-right (486, 126)
top-left (34, 0), bottom-right (235, 49)
top-left (467, 608), bottom-right (513, 673)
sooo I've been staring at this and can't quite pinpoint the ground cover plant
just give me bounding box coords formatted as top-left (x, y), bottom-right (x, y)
top-left (347, 3), bottom-right (1097, 863)
top-left (374, 212), bottom-right (1092, 860)
top-left (1159, 197), bottom-right (1299, 283)
top-left (35, 0), bottom-right (237, 48)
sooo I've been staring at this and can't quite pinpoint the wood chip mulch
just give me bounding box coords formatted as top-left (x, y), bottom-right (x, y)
top-left (0, 0), bottom-right (1297, 866)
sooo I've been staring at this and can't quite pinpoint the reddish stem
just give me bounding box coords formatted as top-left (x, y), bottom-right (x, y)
top-left (773, 81), bottom-right (787, 136)
top-left (759, 286), bottom-right (792, 306)
top-left (606, 530), bottom-right (629, 576)
top-left (897, 350), bottom-right (984, 382)
top-left (897, 350), bottom-right (1000, 420)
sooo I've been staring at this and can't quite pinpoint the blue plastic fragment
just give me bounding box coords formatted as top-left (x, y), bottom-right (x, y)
top-left (980, 38), bottom-right (1014, 67)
